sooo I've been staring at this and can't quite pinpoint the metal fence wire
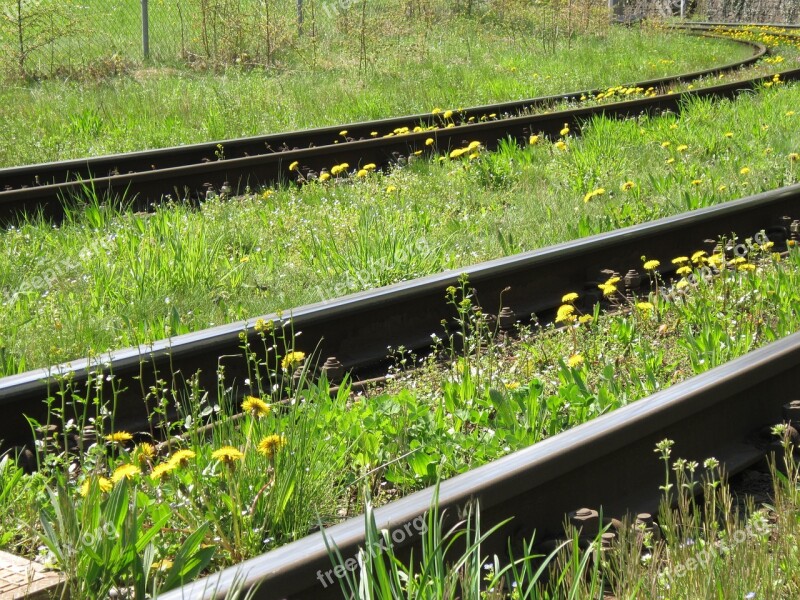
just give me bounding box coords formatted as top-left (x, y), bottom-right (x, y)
top-left (0, 0), bottom-right (798, 79)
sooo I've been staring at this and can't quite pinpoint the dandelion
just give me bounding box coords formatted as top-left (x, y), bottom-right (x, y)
top-left (288, 161), bottom-right (299, 172)
top-left (449, 148), bottom-right (466, 159)
top-left (677, 144), bottom-right (688, 152)
top-left (363, 163), bottom-right (377, 171)
top-left (330, 165), bottom-right (344, 176)
top-left (468, 141), bottom-right (481, 151)
top-left (691, 250), bottom-right (707, 263)
top-left (621, 181), bottom-right (635, 191)
top-left (169, 449), bottom-right (196, 468)
top-left (356, 169), bottom-right (368, 178)
top-left (319, 172), bottom-right (331, 182)
top-left (643, 259), bottom-right (660, 270)
top-left (555, 140), bottom-right (567, 151)
top-left (505, 381), bottom-right (520, 391)
top-left (443, 110), bottom-right (453, 119)
top-left (676, 266), bottom-right (692, 276)
top-left (431, 108), bottom-right (442, 115)
top-left (79, 477), bottom-right (113, 497)
top-left (718, 184), bottom-right (727, 191)
top-left (560, 123), bottom-right (570, 136)
top-left (339, 130), bottom-right (348, 137)
top-left (671, 256), bottom-right (689, 264)
top-left (281, 351), bottom-right (306, 371)
top-left (105, 431), bottom-right (133, 444)
top-left (737, 263), bottom-right (756, 272)
top-left (578, 314), bottom-right (593, 324)
top-left (789, 153), bottom-right (799, 161)
top-left (370, 131), bottom-right (378, 137)
top-left (561, 292), bottom-right (579, 303)
top-left (150, 462), bottom-right (177, 482)
top-left (636, 301), bottom-right (654, 312)
top-left (555, 304), bottom-right (575, 323)
top-left (386, 185), bottom-right (397, 193)
top-left (529, 135), bottom-right (539, 145)
top-left (257, 435), bottom-right (287, 459)
top-left (583, 188), bottom-right (605, 203)
top-left (425, 138), bottom-right (434, 146)
top-left (605, 276), bottom-right (620, 285)
top-left (740, 167), bottom-right (751, 175)
top-left (691, 179), bottom-right (703, 186)
top-left (676, 279), bottom-right (689, 290)
top-left (598, 283), bottom-right (617, 297)
top-left (111, 464), bottom-right (141, 484)
top-left (212, 446), bottom-right (244, 465)
top-left (724, 132), bottom-right (734, 138)
top-left (567, 354), bottom-right (584, 368)
top-left (136, 443), bottom-right (156, 464)
top-left (661, 141), bottom-right (671, 148)
top-left (666, 158), bottom-right (675, 164)
top-left (242, 396), bottom-right (271, 418)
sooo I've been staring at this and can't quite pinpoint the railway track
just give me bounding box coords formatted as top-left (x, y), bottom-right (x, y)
top-left (0, 28), bottom-right (773, 225)
top-left (162, 327), bottom-right (800, 599)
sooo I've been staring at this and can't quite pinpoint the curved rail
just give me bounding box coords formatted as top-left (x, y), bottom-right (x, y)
top-left (161, 328), bottom-right (800, 599)
top-left (1, 182), bottom-right (797, 450)
top-left (0, 31), bottom-right (768, 224)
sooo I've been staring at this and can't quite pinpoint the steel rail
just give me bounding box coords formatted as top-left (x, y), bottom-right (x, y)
top-left (160, 328), bottom-right (800, 600)
top-left (1, 182), bottom-right (797, 451)
top-left (0, 33), bottom-right (768, 224)
top-left (0, 30), bottom-right (762, 191)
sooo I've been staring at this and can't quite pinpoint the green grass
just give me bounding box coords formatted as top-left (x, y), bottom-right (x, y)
top-left (3, 233), bottom-right (799, 596)
top-left (2, 71), bottom-right (800, 375)
top-left (0, 20), bottom-right (751, 166)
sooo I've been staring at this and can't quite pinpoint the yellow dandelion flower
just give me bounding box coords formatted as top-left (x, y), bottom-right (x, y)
top-left (242, 396), bottom-right (271, 417)
top-left (561, 292), bottom-right (579, 303)
top-left (724, 132), bottom-right (734, 138)
top-left (578, 314), bottom-right (593, 324)
top-left (691, 179), bottom-right (703, 186)
top-left (643, 259), bottom-right (661, 270)
top-left (425, 138), bottom-right (434, 146)
top-left (288, 161), bottom-right (299, 172)
top-left (677, 144), bottom-right (688, 152)
top-left (718, 184), bottom-right (727, 191)
top-left (79, 477), bottom-right (113, 497)
top-left (281, 351), bottom-right (306, 371)
top-left (330, 165), bottom-right (344, 176)
top-left (431, 108), bottom-right (442, 114)
top-left (691, 250), bottom-right (707, 263)
top-left (605, 276), bottom-right (621, 285)
top-left (661, 141), bottom-right (671, 148)
top-left (676, 279), bottom-right (689, 290)
top-left (560, 123), bottom-right (570, 136)
top-left (567, 354), bottom-right (584, 368)
top-left (150, 462), bottom-right (177, 482)
top-left (105, 431), bottom-right (133, 444)
top-left (319, 172), bottom-right (331, 182)
top-left (529, 135), bottom-right (540, 145)
top-left (443, 110), bottom-right (453, 119)
top-left (671, 256), bottom-right (689, 264)
top-left (730, 257), bottom-right (746, 265)
top-left (168, 449), bottom-right (196, 468)
top-left (136, 443), bottom-right (156, 464)
top-left (786, 111), bottom-right (795, 116)
top-left (708, 254), bottom-right (724, 267)
top-left (739, 167), bottom-right (751, 175)
top-left (555, 140), bottom-right (567, 151)
top-left (621, 181), bottom-right (635, 191)
top-left (449, 148), bottom-right (466, 159)
top-left (111, 464), bottom-right (141, 484)
top-left (598, 283), bottom-right (617, 297)
top-left (505, 381), bottom-right (520, 391)
top-left (789, 153), bottom-right (800, 161)
top-left (555, 304), bottom-right (575, 323)
top-left (666, 158), bottom-right (675, 165)
top-left (339, 130), bottom-right (348, 137)
top-left (386, 185), bottom-right (397, 193)
top-left (467, 141), bottom-right (481, 151)
top-left (370, 131), bottom-right (378, 137)
top-left (212, 446), bottom-right (244, 464)
top-left (676, 266), bottom-right (692, 276)
top-left (257, 435), bottom-right (287, 459)
top-left (356, 169), bottom-right (368, 178)
top-left (737, 263), bottom-right (756, 272)
top-left (636, 301), bottom-right (654, 311)
top-left (363, 163), bottom-right (377, 171)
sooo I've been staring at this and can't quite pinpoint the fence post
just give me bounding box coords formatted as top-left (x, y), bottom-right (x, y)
top-left (141, 0), bottom-right (150, 59)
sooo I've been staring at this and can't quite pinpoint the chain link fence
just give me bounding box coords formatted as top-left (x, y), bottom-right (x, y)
top-left (1, 0), bottom-right (798, 79)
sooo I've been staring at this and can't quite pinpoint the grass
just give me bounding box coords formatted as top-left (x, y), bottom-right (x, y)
top-left (2, 67), bottom-right (800, 375)
top-left (1, 231), bottom-right (799, 596)
top-left (0, 20), bottom-right (752, 166)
